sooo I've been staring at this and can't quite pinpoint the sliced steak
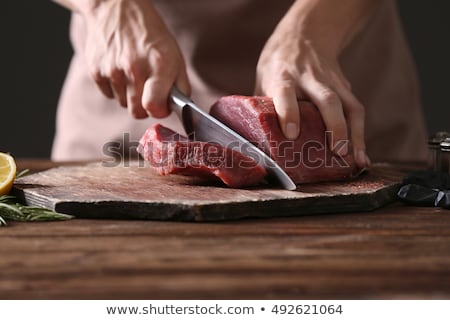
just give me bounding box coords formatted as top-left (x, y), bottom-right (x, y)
top-left (138, 124), bottom-right (267, 188)
top-left (210, 96), bottom-right (358, 183)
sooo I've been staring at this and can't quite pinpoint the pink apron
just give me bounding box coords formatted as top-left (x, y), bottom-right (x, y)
top-left (52, 0), bottom-right (428, 163)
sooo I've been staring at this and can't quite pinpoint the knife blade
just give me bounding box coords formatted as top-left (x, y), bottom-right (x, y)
top-left (169, 86), bottom-right (297, 190)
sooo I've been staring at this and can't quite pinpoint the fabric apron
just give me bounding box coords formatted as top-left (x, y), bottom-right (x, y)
top-left (52, 0), bottom-right (428, 163)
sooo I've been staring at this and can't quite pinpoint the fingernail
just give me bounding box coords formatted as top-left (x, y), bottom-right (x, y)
top-left (285, 122), bottom-right (299, 140)
top-left (356, 150), bottom-right (368, 168)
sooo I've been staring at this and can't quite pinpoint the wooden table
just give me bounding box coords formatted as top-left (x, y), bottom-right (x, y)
top-left (1, 160), bottom-right (449, 299)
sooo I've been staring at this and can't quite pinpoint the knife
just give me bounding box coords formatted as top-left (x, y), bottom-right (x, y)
top-left (169, 86), bottom-right (297, 190)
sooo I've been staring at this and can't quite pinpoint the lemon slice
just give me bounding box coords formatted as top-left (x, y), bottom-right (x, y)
top-left (0, 152), bottom-right (17, 196)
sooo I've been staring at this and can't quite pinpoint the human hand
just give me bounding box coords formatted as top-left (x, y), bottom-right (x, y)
top-left (254, 0), bottom-right (380, 169)
top-left (82, 0), bottom-right (190, 118)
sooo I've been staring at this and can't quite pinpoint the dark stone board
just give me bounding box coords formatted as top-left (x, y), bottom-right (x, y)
top-left (12, 161), bottom-right (406, 221)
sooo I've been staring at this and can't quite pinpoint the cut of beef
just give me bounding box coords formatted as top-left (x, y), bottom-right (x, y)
top-left (138, 124), bottom-right (267, 188)
top-left (209, 96), bottom-right (358, 184)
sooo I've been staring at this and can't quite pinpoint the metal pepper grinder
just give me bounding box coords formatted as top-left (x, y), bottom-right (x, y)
top-left (428, 132), bottom-right (450, 171)
top-left (440, 137), bottom-right (450, 173)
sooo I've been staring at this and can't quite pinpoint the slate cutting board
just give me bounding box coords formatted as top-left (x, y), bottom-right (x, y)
top-left (12, 161), bottom-right (406, 221)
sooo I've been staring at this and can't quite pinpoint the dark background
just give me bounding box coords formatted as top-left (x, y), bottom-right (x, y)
top-left (1, 1), bottom-right (449, 158)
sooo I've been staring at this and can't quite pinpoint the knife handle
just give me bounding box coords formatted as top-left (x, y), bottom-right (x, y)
top-left (169, 86), bottom-right (192, 119)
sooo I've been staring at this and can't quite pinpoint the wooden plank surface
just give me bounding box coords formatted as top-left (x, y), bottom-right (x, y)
top-left (2, 160), bottom-right (449, 299)
top-left (12, 161), bottom-right (405, 221)
top-left (1, 205), bottom-right (449, 299)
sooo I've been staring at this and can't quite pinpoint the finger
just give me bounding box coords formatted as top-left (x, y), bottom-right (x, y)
top-left (142, 48), bottom-right (189, 118)
top-left (271, 82), bottom-right (300, 140)
top-left (127, 66), bottom-right (149, 119)
top-left (302, 79), bottom-right (348, 156)
top-left (336, 84), bottom-right (368, 168)
top-left (109, 69), bottom-right (128, 107)
top-left (142, 76), bottom-right (172, 118)
top-left (91, 71), bottom-right (114, 99)
top-left (126, 84), bottom-right (148, 119)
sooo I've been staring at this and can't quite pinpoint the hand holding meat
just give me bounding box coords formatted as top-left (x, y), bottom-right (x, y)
top-left (255, 0), bottom-right (381, 169)
top-left (255, 38), bottom-right (357, 151)
top-left (70, 0), bottom-right (190, 118)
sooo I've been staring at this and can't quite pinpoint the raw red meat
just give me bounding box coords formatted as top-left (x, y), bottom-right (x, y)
top-left (138, 124), bottom-right (267, 188)
top-left (209, 96), bottom-right (358, 184)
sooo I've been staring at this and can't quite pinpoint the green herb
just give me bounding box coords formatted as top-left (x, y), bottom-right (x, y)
top-left (15, 169), bottom-right (30, 179)
top-left (0, 195), bottom-right (74, 227)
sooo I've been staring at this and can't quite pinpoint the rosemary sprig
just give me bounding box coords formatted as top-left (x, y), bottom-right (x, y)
top-left (0, 195), bottom-right (74, 226)
top-left (15, 169), bottom-right (30, 179)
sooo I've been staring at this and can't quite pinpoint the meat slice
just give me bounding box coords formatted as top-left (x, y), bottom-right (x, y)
top-left (209, 96), bottom-right (358, 184)
top-left (138, 124), bottom-right (267, 188)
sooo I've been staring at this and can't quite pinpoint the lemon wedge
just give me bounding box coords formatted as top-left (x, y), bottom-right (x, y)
top-left (0, 152), bottom-right (17, 196)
